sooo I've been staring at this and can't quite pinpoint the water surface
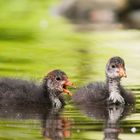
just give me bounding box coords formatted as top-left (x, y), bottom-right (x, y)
top-left (0, 86), bottom-right (139, 140)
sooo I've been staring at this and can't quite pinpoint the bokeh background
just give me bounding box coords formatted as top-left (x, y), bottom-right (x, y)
top-left (0, 0), bottom-right (140, 86)
top-left (0, 0), bottom-right (140, 140)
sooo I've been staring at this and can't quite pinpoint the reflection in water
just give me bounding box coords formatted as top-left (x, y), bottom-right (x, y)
top-left (76, 103), bottom-right (135, 140)
top-left (0, 105), bottom-right (71, 140)
top-left (42, 108), bottom-right (71, 140)
top-left (0, 88), bottom-right (139, 140)
top-left (76, 48), bottom-right (93, 85)
top-left (104, 105), bottom-right (125, 140)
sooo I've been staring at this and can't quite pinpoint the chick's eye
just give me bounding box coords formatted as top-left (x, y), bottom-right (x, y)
top-left (56, 77), bottom-right (61, 81)
top-left (111, 65), bottom-right (116, 68)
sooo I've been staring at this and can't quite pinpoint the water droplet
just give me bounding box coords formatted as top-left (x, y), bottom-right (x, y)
top-left (40, 20), bottom-right (48, 29)
top-left (131, 127), bottom-right (137, 133)
top-left (77, 129), bottom-right (80, 133)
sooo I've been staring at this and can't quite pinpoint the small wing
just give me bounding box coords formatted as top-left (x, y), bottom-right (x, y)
top-left (72, 82), bottom-right (109, 105)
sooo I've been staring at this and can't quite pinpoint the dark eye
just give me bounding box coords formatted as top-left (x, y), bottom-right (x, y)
top-left (56, 77), bottom-right (61, 81)
top-left (111, 65), bottom-right (116, 68)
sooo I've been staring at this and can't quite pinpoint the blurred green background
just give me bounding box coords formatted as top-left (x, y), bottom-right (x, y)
top-left (0, 0), bottom-right (140, 86)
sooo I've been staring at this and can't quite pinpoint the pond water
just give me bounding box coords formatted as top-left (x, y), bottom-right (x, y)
top-left (0, 30), bottom-right (140, 140)
top-left (0, 0), bottom-right (140, 139)
top-left (0, 86), bottom-right (139, 140)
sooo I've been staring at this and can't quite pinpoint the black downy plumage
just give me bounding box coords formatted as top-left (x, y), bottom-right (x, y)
top-left (73, 57), bottom-right (135, 105)
top-left (0, 70), bottom-right (75, 108)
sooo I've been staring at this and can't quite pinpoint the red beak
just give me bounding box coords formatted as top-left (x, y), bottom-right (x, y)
top-left (63, 79), bottom-right (76, 96)
top-left (118, 67), bottom-right (127, 78)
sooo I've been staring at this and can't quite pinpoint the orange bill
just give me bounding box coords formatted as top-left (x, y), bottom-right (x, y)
top-left (118, 67), bottom-right (127, 78)
top-left (63, 79), bottom-right (76, 96)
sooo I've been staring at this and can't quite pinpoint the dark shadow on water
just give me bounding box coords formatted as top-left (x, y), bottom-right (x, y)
top-left (125, 85), bottom-right (140, 92)
top-left (0, 28), bottom-right (35, 41)
top-left (0, 68), bottom-right (27, 72)
top-left (75, 103), bottom-right (135, 140)
top-left (0, 56), bottom-right (33, 64)
top-left (76, 48), bottom-right (94, 85)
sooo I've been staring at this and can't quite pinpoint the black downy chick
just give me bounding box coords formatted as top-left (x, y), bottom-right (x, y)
top-left (73, 57), bottom-right (135, 105)
top-left (0, 70), bottom-right (75, 108)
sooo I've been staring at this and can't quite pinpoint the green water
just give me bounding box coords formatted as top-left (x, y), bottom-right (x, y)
top-left (0, 38), bottom-right (140, 139)
top-left (0, 92), bottom-right (139, 140)
top-left (0, 0), bottom-right (140, 139)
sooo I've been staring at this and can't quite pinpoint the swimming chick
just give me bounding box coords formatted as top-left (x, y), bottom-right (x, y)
top-left (73, 57), bottom-right (135, 105)
top-left (0, 69), bottom-right (75, 109)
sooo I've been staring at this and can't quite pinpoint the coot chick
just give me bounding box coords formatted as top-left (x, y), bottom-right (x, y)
top-left (73, 57), bottom-right (135, 105)
top-left (0, 70), bottom-right (75, 108)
